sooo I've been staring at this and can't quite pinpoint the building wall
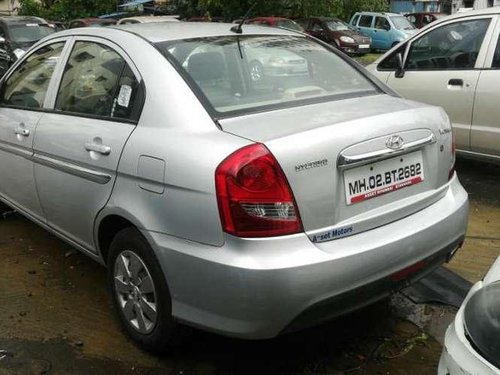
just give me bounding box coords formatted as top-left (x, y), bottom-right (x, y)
top-left (391, 1), bottom-right (441, 14)
top-left (0, 0), bottom-right (19, 14)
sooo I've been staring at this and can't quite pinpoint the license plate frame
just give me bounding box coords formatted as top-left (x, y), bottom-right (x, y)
top-left (344, 151), bottom-right (425, 205)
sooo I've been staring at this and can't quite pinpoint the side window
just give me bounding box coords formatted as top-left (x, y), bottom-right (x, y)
top-left (359, 15), bottom-right (373, 28)
top-left (311, 21), bottom-right (324, 32)
top-left (351, 14), bottom-right (360, 26)
top-left (406, 19), bottom-right (490, 70)
top-left (375, 17), bottom-right (390, 30)
top-left (407, 15), bottom-right (417, 25)
top-left (491, 35), bottom-right (500, 68)
top-left (0, 42), bottom-right (64, 109)
top-left (423, 15), bottom-right (433, 25)
top-left (378, 44), bottom-right (407, 70)
top-left (55, 41), bottom-right (140, 120)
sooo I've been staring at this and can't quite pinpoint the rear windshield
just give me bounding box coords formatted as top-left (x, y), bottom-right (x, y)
top-left (157, 35), bottom-right (377, 116)
top-left (325, 19), bottom-right (350, 31)
top-left (390, 16), bottom-right (415, 30)
top-left (8, 24), bottom-right (55, 43)
top-left (275, 19), bottom-right (303, 32)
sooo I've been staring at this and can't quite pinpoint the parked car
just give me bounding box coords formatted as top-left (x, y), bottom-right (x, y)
top-left (246, 17), bottom-right (303, 32)
top-left (439, 256), bottom-right (500, 374)
top-left (47, 21), bottom-right (66, 32)
top-left (0, 16), bottom-right (56, 76)
top-left (405, 12), bottom-right (446, 28)
top-left (0, 21), bottom-right (468, 352)
top-left (368, 8), bottom-right (500, 164)
top-left (349, 12), bottom-right (416, 50)
top-left (297, 17), bottom-right (371, 55)
top-left (117, 16), bottom-right (180, 25)
top-left (68, 18), bottom-right (117, 29)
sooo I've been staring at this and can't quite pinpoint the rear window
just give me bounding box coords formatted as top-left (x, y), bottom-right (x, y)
top-left (8, 24), bottom-right (55, 43)
top-left (157, 35), bottom-right (377, 116)
top-left (275, 19), bottom-right (303, 32)
top-left (390, 16), bottom-right (415, 30)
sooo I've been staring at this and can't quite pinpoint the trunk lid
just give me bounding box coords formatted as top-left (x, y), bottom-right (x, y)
top-left (219, 94), bottom-right (453, 242)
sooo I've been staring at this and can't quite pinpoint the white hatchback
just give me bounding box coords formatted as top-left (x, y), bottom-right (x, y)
top-left (368, 8), bottom-right (500, 164)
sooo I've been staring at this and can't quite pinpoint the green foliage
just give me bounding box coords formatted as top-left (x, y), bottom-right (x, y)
top-left (193, 0), bottom-right (390, 20)
top-left (18, 0), bottom-right (390, 22)
top-left (19, 0), bottom-right (119, 21)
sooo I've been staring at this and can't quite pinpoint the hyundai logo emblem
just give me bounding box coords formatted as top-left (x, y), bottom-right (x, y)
top-left (386, 135), bottom-right (405, 150)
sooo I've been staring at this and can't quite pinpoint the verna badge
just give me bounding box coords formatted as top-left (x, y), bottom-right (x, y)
top-left (386, 135), bottom-right (405, 150)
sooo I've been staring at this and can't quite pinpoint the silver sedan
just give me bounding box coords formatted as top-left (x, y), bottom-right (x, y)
top-left (0, 22), bottom-right (468, 352)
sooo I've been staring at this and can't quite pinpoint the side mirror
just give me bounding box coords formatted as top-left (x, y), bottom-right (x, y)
top-left (0, 37), bottom-right (6, 45)
top-left (383, 24), bottom-right (391, 31)
top-left (395, 52), bottom-right (405, 78)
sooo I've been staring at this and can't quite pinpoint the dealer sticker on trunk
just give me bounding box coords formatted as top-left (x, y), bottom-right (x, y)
top-left (344, 151), bottom-right (425, 205)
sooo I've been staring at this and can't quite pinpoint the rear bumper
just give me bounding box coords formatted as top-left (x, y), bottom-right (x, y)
top-left (145, 176), bottom-right (468, 339)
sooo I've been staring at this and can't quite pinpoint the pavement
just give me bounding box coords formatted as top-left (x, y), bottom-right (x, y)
top-left (0, 157), bottom-right (498, 375)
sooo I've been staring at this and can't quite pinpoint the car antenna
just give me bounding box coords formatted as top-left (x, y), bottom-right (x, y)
top-left (230, 1), bottom-right (257, 34)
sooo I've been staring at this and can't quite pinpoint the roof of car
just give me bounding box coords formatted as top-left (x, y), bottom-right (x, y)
top-left (248, 17), bottom-right (291, 21)
top-left (0, 16), bottom-right (49, 24)
top-left (118, 15), bottom-right (180, 23)
top-left (111, 21), bottom-right (301, 42)
top-left (355, 12), bottom-right (401, 16)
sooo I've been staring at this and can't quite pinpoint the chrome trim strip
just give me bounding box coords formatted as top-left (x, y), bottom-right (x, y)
top-left (338, 134), bottom-right (436, 169)
top-left (33, 154), bottom-right (112, 185)
top-left (0, 141), bottom-right (33, 160)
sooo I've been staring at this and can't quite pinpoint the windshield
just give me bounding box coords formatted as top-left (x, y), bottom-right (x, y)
top-left (276, 19), bottom-right (303, 32)
top-left (390, 16), bottom-right (415, 30)
top-left (158, 35), bottom-right (377, 116)
top-left (8, 24), bottom-right (55, 43)
top-left (325, 19), bottom-right (350, 31)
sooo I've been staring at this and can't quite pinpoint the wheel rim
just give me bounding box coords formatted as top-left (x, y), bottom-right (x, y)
top-left (250, 62), bottom-right (263, 82)
top-left (114, 250), bottom-right (158, 334)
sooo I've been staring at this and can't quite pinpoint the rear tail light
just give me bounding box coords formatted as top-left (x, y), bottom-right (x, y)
top-left (215, 143), bottom-right (303, 237)
top-left (448, 129), bottom-right (456, 180)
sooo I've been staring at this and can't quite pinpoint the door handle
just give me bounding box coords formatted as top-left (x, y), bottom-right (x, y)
top-left (448, 79), bottom-right (463, 87)
top-left (14, 127), bottom-right (29, 136)
top-left (85, 142), bottom-right (111, 155)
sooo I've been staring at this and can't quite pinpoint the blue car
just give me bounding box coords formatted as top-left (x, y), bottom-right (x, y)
top-left (349, 12), bottom-right (416, 50)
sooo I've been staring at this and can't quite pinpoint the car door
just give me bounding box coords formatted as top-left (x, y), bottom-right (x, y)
top-left (33, 38), bottom-right (143, 252)
top-left (356, 15), bottom-right (375, 41)
top-left (373, 16), bottom-right (392, 50)
top-left (0, 40), bottom-right (67, 220)
top-left (470, 27), bottom-right (500, 159)
top-left (385, 16), bottom-right (495, 152)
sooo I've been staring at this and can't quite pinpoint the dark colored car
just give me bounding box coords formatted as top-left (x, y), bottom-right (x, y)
top-left (0, 16), bottom-right (56, 76)
top-left (297, 17), bottom-right (372, 55)
top-left (405, 12), bottom-right (445, 29)
top-left (68, 18), bottom-right (117, 29)
top-left (47, 21), bottom-right (66, 32)
top-left (246, 17), bottom-right (303, 32)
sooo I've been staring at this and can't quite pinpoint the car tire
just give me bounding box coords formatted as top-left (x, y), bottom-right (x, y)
top-left (108, 227), bottom-right (178, 353)
top-left (249, 60), bottom-right (265, 82)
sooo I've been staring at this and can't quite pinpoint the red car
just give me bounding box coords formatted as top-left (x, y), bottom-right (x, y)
top-left (405, 12), bottom-right (445, 29)
top-left (68, 18), bottom-right (117, 29)
top-left (245, 17), bottom-right (303, 32)
top-left (297, 17), bottom-right (371, 55)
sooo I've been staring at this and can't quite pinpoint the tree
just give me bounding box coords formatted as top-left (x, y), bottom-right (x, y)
top-left (19, 0), bottom-right (119, 21)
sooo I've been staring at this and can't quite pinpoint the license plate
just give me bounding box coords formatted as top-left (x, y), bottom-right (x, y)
top-left (359, 44), bottom-right (370, 49)
top-left (344, 151), bottom-right (425, 205)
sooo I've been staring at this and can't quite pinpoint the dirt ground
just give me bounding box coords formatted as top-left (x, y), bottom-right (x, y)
top-left (0, 157), bottom-right (499, 375)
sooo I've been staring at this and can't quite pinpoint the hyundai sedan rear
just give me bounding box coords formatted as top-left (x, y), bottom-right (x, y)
top-left (0, 22), bottom-right (468, 353)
